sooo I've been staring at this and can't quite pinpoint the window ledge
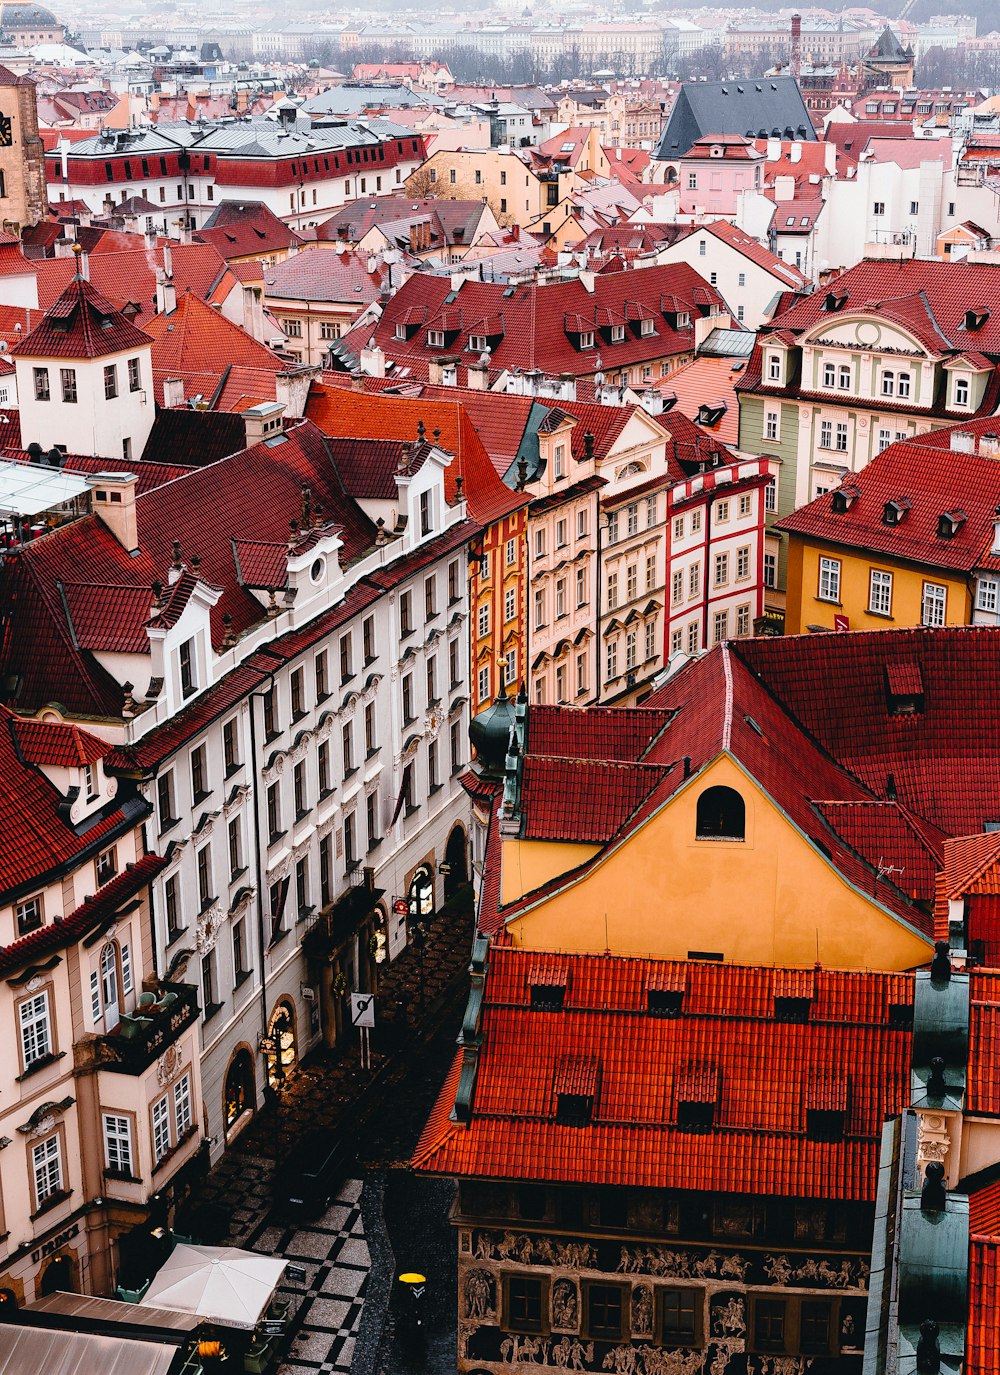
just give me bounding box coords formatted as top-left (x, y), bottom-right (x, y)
top-left (159, 817), bottom-right (180, 837)
top-left (339, 673), bottom-right (356, 688)
top-left (295, 809), bottom-right (310, 824)
top-left (297, 905), bottom-right (314, 924)
top-left (166, 925), bottom-right (187, 949)
top-left (428, 782), bottom-right (444, 797)
top-left (30, 1188), bottom-right (73, 1221)
top-left (343, 767), bottom-right (358, 781)
top-left (365, 746), bottom-right (381, 761)
top-left (865, 609), bottom-right (894, 621)
top-left (192, 789), bottom-right (211, 806)
top-left (816, 597), bottom-right (843, 607)
top-left (233, 969), bottom-right (252, 991)
top-left (268, 830), bottom-right (287, 846)
top-left (17, 1050), bottom-right (66, 1082)
top-left (197, 897), bottom-right (218, 918)
top-left (202, 1001), bottom-right (224, 1024)
top-left (264, 730), bottom-right (282, 746)
top-left (291, 709), bottom-right (308, 724)
top-left (224, 763), bottom-right (243, 780)
top-left (367, 838), bottom-right (382, 854)
top-left (229, 865), bottom-right (248, 885)
top-left (103, 1169), bottom-right (142, 1184)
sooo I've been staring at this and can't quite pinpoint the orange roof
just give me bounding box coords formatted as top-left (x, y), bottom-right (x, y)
top-left (666, 355), bottom-right (743, 446)
top-left (144, 290), bottom-right (284, 407)
top-left (304, 382), bottom-right (528, 526)
top-left (414, 945), bottom-right (913, 1200)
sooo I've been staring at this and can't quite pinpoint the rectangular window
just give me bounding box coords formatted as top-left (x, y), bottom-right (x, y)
top-left (196, 843), bottom-right (212, 909)
top-left (262, 687), bottom-right (277, 739)
top-left (820, 420), bottom-right (833, 449)
top-left (739, 494), bottom-right (752, 518)
top-left (556, 517), bottom-right (567, 548)
top-left (339, 633), bottom-right (352, 683)
top-left (289, 667), bottom-right (304, 719)
top-left (661, 1288), bottom-right (699, 1343)
top-left (835, 424), bottom-right (848, 452)
top-left (819, 556), bottom-right (841, 602)
top-left (878, 428), bottom-right (892, 453)
top-left (753, 1298), bottom-right (787, 1352)
top-left (16, 894), bottom-right (43, 935)
top-left (976, 576), bottom-right (999, 614)
top-left (576, 567), bottom-right (587, 607)
top-left (295, 856), bottom-right (309, 917)
top-left (32, 1134), bottom-right (62, 1206)
top-left (626, 565), bottom-right (638, 602)
top-left (104, 363), bottom-right (118, 399)
top-left (764, 552), bottom-right (777, 589)
top-left (363, 615), bottom-right (376, 663)
top-left (315, 650), bottom-right (329, 700)
top-left (103, 1113), bottom-right (132, 1176)
top-left (319, 835), bottom-right (332, 907)
top-left (478, 664), bottom-right (490, 703)
top-left (344, 811), bottom-right (357, 869)
top-left (687, 622), bottom-right (699, 654)
top-left (607, 572), bottom-right (618, 610)
top-left (607, 511), bottom-right (619, 544)
top-left (343, 722), bottom-right (354, 774)
top-left (506, 1275), bottom-right (545, 1333)
top-left (400, 590), bottom-right (412, 636)
top-left (625, 630), bottom-right (637, 670)
top-left (449, 638), bottom-right (461, 688)
top-left (672, 569), bottom-right (683, 605)
top-left (645, 621), bottom-right (656, 660)
top-left (585, 1284), bottom-right (626, 1341)
top-left (691, 510), bottom-right (702, 534)
top-left (426, 657), bottom-right (437, 707)
top-left (366, 790), bottom-right (380, 847)
top-left (33, 366), bottom-right (50, 401)
top-left (128, 357), bottom-right (141, 392)
top-left (425, 575), bottom-right (437, 619)
top-left (869, 568), bottom-right (893, 616)
top-left (765, 478), bottom-right (777, 512)
top-left (364, 700), bottom-right (376, 756)
top-left (20, 990), bottom-right (51, 1068)
top-left (505, 586), bottom-right (516, 623)
top-left (228, 815), bottom-right (243, 878)
top-left (534, 528), bottom-right (546, 559)
top-left (897, 371), bottom-right (911, 398)
top-left (765, 410), bottom-right (779, 441)
top-left (419, 490), bottom-right (432, 537)
top-left (233, 918), bottom-right (247, 981)
top-left (266, 783), bottom-right (282, 840)
top-left (448, 560), bottom-right (460, 605)
top-left (713, 609), bottom-right (728, 643)
top-left (577, 509), bottom-right (589, 538)
top-left (767, 354), bottom-right (781, 382)
top-left (576, 652), bottom-right (587, 695)
top-left (713, 553), bottom-right (728, 588)
top-left (736, 603), bottom-right (751, 636)
top-left (736, 546), bottom-right (750, 580)
top-left (318, 738), bottom-right (331, 795)
top-left (627, 503), bottom-right (639, 537)
top-left (61, 367), bottom-right (77, 403)
top-left (606, 639), bottom-right (617, 680)
top-left (555, 579), bottom-right (566, 618)
top-left (477, 602), bottom-right (490, 639)
top-left (190, 743), bottom-right (207, 802)
top-left (689, 563), bottom-right (700, 597)
top-left (294, 760), bottom-right (307, 817)
top-left (96, 845), bottom-right (117, 885)
top-left (922, 581), bottom-right (947, 627)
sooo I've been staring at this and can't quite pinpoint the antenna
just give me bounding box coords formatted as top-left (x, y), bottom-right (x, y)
top-left (874, 857), bottom-right (904, 897)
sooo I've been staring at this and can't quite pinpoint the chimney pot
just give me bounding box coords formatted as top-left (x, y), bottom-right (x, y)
top-left (920, 1161), bottom-right (947, 1213)
top-left (931, 940), bottom-right (952, 983)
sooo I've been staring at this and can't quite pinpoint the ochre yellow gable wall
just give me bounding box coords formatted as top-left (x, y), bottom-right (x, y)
top-left (784, 536), bottom-right (971, 636)
top-left (503, 754), bottom-right (932, 970)
top-left (501, 837), bottom-right (601, 906)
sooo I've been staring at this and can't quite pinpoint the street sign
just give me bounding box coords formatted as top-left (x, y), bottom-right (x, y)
top-left (350, 993), bottom-right (375, 1028)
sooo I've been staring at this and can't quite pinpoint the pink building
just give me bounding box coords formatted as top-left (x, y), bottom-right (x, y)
top-left (676, 133), bottom-right (764, 217)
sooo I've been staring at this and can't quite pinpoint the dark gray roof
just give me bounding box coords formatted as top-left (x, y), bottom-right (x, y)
top-left (869, 24), bottom-right (911, 60)
top-left (302, 84), bottom-right (447, 116)
top-left (654, 76), bottom-right (816, 161)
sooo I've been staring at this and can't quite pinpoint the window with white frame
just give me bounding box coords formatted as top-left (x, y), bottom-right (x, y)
top-left (505, 586), bottom-right (516, 623)
top-left (174, 1073), bottom-right (192, 1138)
top-left (625, 631), bottom-right (637, 670)
top-left (32, 1134), bottom-right (62, 1207)
top-left (506, 537), bottom-right (516, 565)
top-left (838, 365), bottom-right (851, 390)
top-left (646, 554), bottom-right (656, 591)
top-left (835, 423), bottom-right (848, 452)
top-left (556, 518), bottom-right (568, 548)
top-left (881, 370), bottom-right (895, 397)
top-left (103, 1113), bottom-right (133, 1176)
top-left (20, 990), bottom-right (51, 1068)
top-left (691, 509), bottom-right (702, 533)
top-left (576, 567), bottom-right (588, 607)
top-left (713, 609), bottom-right (728, 643)
top-left (716, 500), bottom-right (729, 523)
top-left (823, 362), bottom-right (835, 388)
top-left (577, 509), bottom-right (588, 539)
top-left (534, 528), bottom-right (546, 558)
top-left (627, 504), bottom-right (639, 537)
top-left (686, 622), bottom-right (699, 654)
top-left (922, 581), bottom-right (947, 627)
top-left (534, 589), bottom-right (545, 627)
top-left (767, 354), bottom-right (781, 381)
top-left (554, 445), bottom-right (566, 480)
top-left (954, 377), bottom-right (970, 407)
top-left (556, 579), bottom-right (567, 618)
top-left (764, 478), bottom-right (777, 512)
top-left (689, 562), bottom-right (700, 597)
top-left (478, 665), bottom-right (490, 702)
top-left (713, 552), bottom-right (729, 587)
top-left (736, 546), bottom-right (750, 580)
top-left (427, 330), bottom-right (445, 348)
top-left (739, 494), bottom-right (752, 518)
top-left (673, 515), bottom-right (684, 540)
top-left (764, 552), bottom-right (777, 588)
top-left (606, 640), bottom-right (617, 680)
top-left (976, 576), bottom-right (999, 614)
top-left (878, 428), bottom-right (892, 452)
top-left (645, 621), bottom-right (656, 660)
top-left (765, 410), bottom-right (779, 442)
top-left (672, 569), bottom-right (683, 605)
top-left (818, 556), bottom-right (841, 603)
top-left (477, 603), bottom-right (490, 638)
top-left (869, 569), bottom-right (893, 616)
top-left (607, 511), bottom-right (619, 544)
top-left (736, 604), bottom-right (750, 636)
top-left (16, 894), bottom-right (42, 935)
top-left (152, 1096), bottom-right (171, 1163)
top-left (646, 495), bottom-right (657, 527)
top-left (897, 372), bottom-right (911, 399)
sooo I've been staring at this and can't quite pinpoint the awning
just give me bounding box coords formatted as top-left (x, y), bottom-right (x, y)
top-left (141, 1243), bottom-right (287, 1329)
top-left (0, 461), bottom-right (90, 518)
top-left (0, 1325), bottom-right (178, 1375)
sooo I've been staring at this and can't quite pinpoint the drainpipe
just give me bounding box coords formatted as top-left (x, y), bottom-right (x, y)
top-left (702, 489), bottom-right (713, 651)
top-left (248, 677), bottom-right (276, 1068)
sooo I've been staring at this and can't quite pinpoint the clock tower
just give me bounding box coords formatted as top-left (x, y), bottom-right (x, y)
top-left (0, 63), bottom-right (44, 231)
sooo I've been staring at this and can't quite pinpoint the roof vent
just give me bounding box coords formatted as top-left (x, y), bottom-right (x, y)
top-left (882, 497), bottom-right (910, 526)
top-left (805, 1069), bottom-right (849, 1142)
top-left (553, 1054), bottom-right (600, 1125)
top-left (831, 483), bottom-right (859, 513)
top-left (950, 430), bottom-right (975, 454)
top-left (824, 291), bottom-right (848, 312)
top-left (885, 661), bottom-right (924, 716)
top-left (964, 308), bottom-right (990, 331)
top-left (529, 962), bottom-right (567, 1011)
top-left (675, 1061), bottom-right (719, 1132)
top-left (646, 965), bottom-right (686, 1017)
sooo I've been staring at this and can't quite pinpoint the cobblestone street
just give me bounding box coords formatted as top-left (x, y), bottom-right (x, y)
top-left (178, 889), bottom-right (474, 1374)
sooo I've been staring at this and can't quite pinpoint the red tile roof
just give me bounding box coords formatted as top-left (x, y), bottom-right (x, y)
top-left (521, 756), bottom-right (672, 843)
top-left (0, 705), bottom-right (139, 897)
top-left (696, 220), bottom-right (809, 289)
top-left (144, 289), bottom-right (284, 407)
top-left (33, 243), bottom-right (233, 328)
top-left (969, 1235), bottom-right (1000, 1374)
top-left (195, 201), bottom-right (304, 260)
top-left (11, 715), bottom-right (110, 767)
top-left (777, 438), bottom-right (1000, 573)
top-left (304, 382), bottom-right (529, 525)
top-left (969, 973), bottom-right (1000, 1116)
top-left (414, 945), bottom-right (913, 1199)
top-left (12, 274), bottom-right (152, 360)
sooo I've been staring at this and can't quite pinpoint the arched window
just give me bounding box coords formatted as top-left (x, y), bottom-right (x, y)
top-left (695, 786), bottom-right (745, 841)
top-left (224, 1048), bottom-right (256, 1131)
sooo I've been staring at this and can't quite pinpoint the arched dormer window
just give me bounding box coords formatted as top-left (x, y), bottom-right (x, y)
top-left (696, 785), bottom-right (745, 841)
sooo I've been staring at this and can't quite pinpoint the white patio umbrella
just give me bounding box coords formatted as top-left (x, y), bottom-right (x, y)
top-left (140, 1244), bottom-right (287, 1329)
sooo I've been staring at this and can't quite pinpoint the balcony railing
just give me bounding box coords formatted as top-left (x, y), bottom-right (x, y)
top-left (302, 866), bottom-right (384, 960)
top-left (96, 981), bottom-right (200, 1075)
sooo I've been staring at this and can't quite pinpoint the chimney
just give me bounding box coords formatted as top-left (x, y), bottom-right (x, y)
top-left (86, 471), bottom-right (139, 554)
top-left (428, 356), bottom-right (460, 386)
top-left (790, 141), bottom-right (802, 164)
top-left (278, 103), bottom-right (296, 129)
top-left (275, 366), bottom-right (318, 420)
top-left (467, 359), bottom-right (489, 390)
top-left (979, 432), bottom-right (1000, 459)
top-left (791, 13), bottom-right (802, 81)
top-left (242, 400), bottom-right (285, 446)
top-left (162, 377), bottom-right (185, 409)
top-left (156, 270), bottom-right (176, 315)
top-left (766, 136), bottom-right (781, 160)
top-left (360, 345), bottom-right (386, 378)
top-left (950, 430), bottom-right (975, 453)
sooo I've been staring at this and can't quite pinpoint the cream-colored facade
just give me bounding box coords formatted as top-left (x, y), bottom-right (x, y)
top-left (0, 756), bottom-right (202, 1306)
top-left (408, 147), bottom-right (582, 229)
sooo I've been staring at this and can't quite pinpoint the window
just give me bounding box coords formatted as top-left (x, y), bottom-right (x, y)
top-left (672, 569), bottom-right (684, 605)
top-left (818, 556), bottom-right (841, 603)
top-left (627, 503), bottom-right (639, 537)
top-left (477, 602), bottom-right (490, 639)
top-left (201, 950), bottom-right (217, 1016)
top-left (339, 633), bottom-right (353, 682)
top-left (290, 666), bottom-right (305, 718)
top-left (314, 650), bottom-right (329, 701)
top-left (800, 1300), bottom-right (834, 1355)
top-left (646, 554), bottom-right (656, 591)
top-left (753, 1298), bottom-right (787, 1352)
top-left (881, 370), bottom-right (895, 397)
top-left (478, 664), bottom-right (490, 703)
top-left (363, 615), bottom-right (376, 664)
top-left (585, 1284), bottom-right (626, 1341)
top-left (284, 319), bottom-right (302, 338)
top-left (419, 490), bottom-right (432, 537)
top-left (897, 372), bottom-right (911, 399)
top-left (607, 572), bottom-right (618, 610)
top-left (504, 648), bottom-right (516, 687)
top-left (576, 568), bottom-right (587, 607)
top-left (976, 576), bottom-right (999, 614)
top-left (20, 990), bottom-right (51, 1068)
top-left (869, 568), bottom-right (893, 616)
top-left (164, 875), bottom-right (182, 940)
top-left (400, 590), bottom-right (412, 636)
top-left (713, 609), bottom-right (728, 643)
top-left (32, 1134), bottom-right (62, 1207)
top-left (764, 478), bottom-right (777, 513)
top-left (873, 201), bottom-right (885, 216)
top-left (878, 428), bottom-right (892, 453)
top-left (661, 1288), bottom-right (700, 1344)
top-left (128, 357), bottom-right (141, 392)
top-left (343, 721), bottom-right (355, 774)
top-left (689, 563), bottom-right (700, 597)
top-left (823, 362), bottom-right (835, 388)
top-left (262, 687), bottom-right (277, 739)
top-left (626, 630), bottom-right (637, 670)
top-left (955, 377), bottom-right (970, 407)
top-left (553, 444), bottom-right (566, 480)
top-left (696, 785), bottom-right (745, 840)
top-left (626, 565), bottom-right (637, 601)
top-left (739, 494), bottom-right (752, 519)
top-left (576, 652), bottom-right (587, 695)
top-left (316, 738), bottom-right (330, 795)
top-left (295, 856), bottom-right (310, 918)
top-left (96, 845), bottom-right (117, 885)
top-left (104, 364), bottom-right (118, 399)
top-left (319, 835), bottom-right (332, 906)
top-left (103, 1114), bottom-right (132, 1176)
top-left (534, 528), bottom-right (546, 559)
top-left (190, 743), bottom-right (207, 802)
top-left (713, 552), bottom-right (728, 587)
top-left (577, 508), bottom-right (589, 539)
top-left (33, 366), bottom-right (50, 401)
top-left (606, 639), bottom-right (617, 680)
top-left (715, 500), bottom-right (729, 523)
top-left (228, 814), bottom-right (243, 878)
top-left (196, 844), bottom-right (213, 909)
top-left (294, 760), bottom-right (307, 818)
top-left (765, 410), bottom-right (779, 442)
top-left (835, 423), bottom-right (848, 452)
top-left (233, 918), bottom-right (247, 983)
top-left (344, 811), bottom-right (357, 868)
top-left (820, 420), bottom-right (833, 449)
top-left (61, 367), bottom-right (77, 403)
top-left (687, 622), bottom-right (699, 654)
top-left (691, 510), bottom-right (701, 533)
top-left (556, 579), bottom-right (567, 618)
top-left (736, 546), bottom-right (750, 580)
top-left (506, 1275), bottom-right (545, 1333)
top-left (556, 517), bottom-right (568, 549)
top-left (838, 365), bottom-right (851, 390)
top-left (922, 581), bottom-right (947, 627)
top-left (736, 603), bottom-right (750, 637)
top-left (645, 621), bottom-right (656, 661)
top-left (767, 354), bottom-right (781, 382)
top-left (266, 783), bottom-right (282, 841)
top-left (362, 700), bottom-right (376, 757)
top-left (16, 894), bottom-right (42, 935)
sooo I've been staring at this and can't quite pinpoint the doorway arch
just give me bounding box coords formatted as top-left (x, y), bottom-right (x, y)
top-left (223, 1046), bottom-right (256, 1134)
top-left (444, 824), bottom-right (468, 898)
top-left (408, 865), bottom-right (434, 921)
top-left (39, 1255), bottom-right (72, 1296)
top-left (266, 999), bottom-right (297, 1090)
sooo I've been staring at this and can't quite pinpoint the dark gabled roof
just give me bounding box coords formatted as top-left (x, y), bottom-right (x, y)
top-left (655, 76), bottom-right (816, 160)
top-left (141, 408), bottom-right (247, 467)
top-left (12, 274), bottom-right (152, 361)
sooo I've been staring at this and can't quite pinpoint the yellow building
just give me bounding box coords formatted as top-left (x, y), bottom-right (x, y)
top-left (406, 146), bottom-right (584, 230)
top-left (777, 424), bottom-right (1000, 634)
top-left (464, 626), bottom-right (1000, 975)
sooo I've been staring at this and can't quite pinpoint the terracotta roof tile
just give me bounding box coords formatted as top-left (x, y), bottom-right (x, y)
top-left (12, 274), bottom-right (152, 360)
top-left (969, 1235), bottom-right (1000, 1373)
top-left (11, 715), bottom-right (110, 767)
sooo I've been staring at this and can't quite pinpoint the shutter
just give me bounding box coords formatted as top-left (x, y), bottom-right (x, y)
top-left (121, 943), bottom-right (133, 997)
top-left (90, 970), bottom-right (101, 1023)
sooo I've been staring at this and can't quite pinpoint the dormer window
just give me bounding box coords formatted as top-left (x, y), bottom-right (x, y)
top-left (805, 1071), bottom-right (849, 1142)
top-left (530, 963), bottom-right (567, 1010)
top-left (15, 894), bottom-right (43, 936)
top-left (84, 762), bottom-right (99, 801)
top-left (468, 334), bottom-right (487, 353)
top-left (394, 323), bottom-right (406, 340)
top-left (965, 309), bottom-right (990, 331)
top-left (937, 510), bottom-right (966, 540)
top-left (767, 353), bottom-right (781, 382)
top-left (885, 660), bottom-right (923, 714)
top-left (831, 484), bottom-right (859, 513)
top-left (554, 1054), bottom-right (599, 1125)
top-left (774, 969), bottom-right (815, 1022)
top-left (882, 498), bottom-right (910, 527)
top-left (824, 291), bottom-right (848, 312)
top-left (427, 329), bottom-right (445, 348)
top-left (640, 318), bottom-right (654, 336)
top-left (676, 1062), bottom-right (718, 1132)
top-left (610, 325), bottom-right (625, 343)
top-left (179, 638), bottom-right (196, 698)
top-left (580, 330), bottom-right (595, 349)
top-left (676, 312), bottom-right (690, 329)
top-left (646, 966), bottom-right (685, 1016)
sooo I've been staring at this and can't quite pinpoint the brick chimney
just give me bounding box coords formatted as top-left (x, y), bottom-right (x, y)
top-left (791, 13), bottom-right (802, 80)
top-left (87, 471), bottom-right (139, 553)
top-left (162, 378), bottom-right (185, 408)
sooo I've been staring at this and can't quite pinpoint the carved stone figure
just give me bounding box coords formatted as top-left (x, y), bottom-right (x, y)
top-left (632, 1285), bottom-right (653, 1335)
top-left (552, 1279), bottom-right (579, 1330)
top-left (719, 1253), bottom-right (750, 1281)
top-left (602, 1345), bottom-right (638, 1374)
top-left (464, 1268), bottom-right (495, 1320)
top-left (693, 1250), bottom-right (720, 1278)
top-left (712, 1296), bottom-right (746, 1337)
top-left (763, 1253), bottom-right (793, 1285)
